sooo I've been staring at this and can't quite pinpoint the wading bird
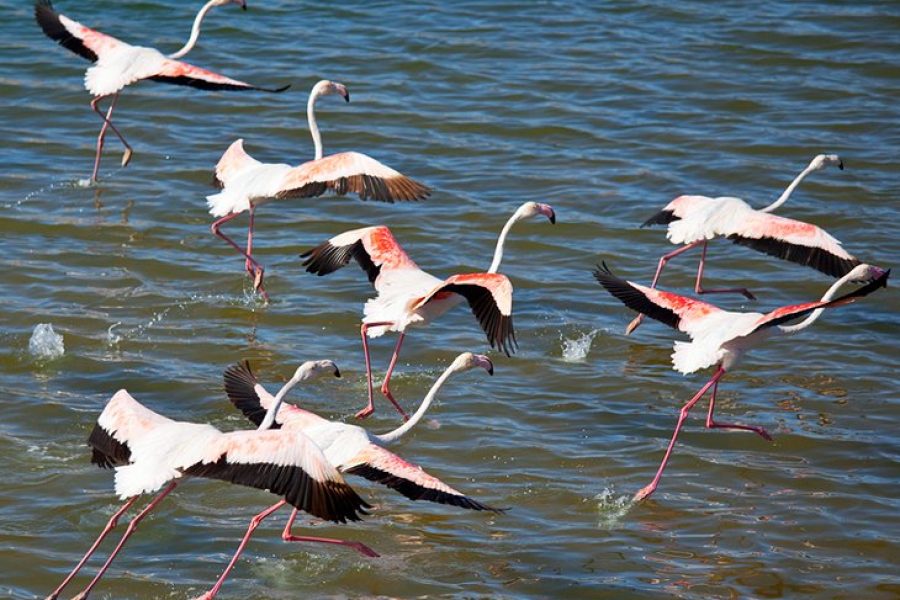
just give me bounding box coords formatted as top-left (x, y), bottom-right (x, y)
top-left (300, 201), bottom-right (555, 419)
top-left (208, 79), bottom-right (430, 299)
top-left (223, 352), bottom-right (501, 517)
top-left (50, 362), bottom-right (370, 600)
top-left (35, 0), bottom-right (288, 183)
top-left (593, 261), bottom-right (889, 502)
top-left (629, 154), bottom-right (856, 334)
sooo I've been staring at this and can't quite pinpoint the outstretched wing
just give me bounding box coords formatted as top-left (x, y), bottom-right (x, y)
top-left (345, 444), bottom-right (502, 512)
top-left (35, 0), bottom-right (124, 62)
top-left (213, 139), bottom-right (262, 188)
top-left (276, 152), bottom-right (430, 202)
top-left (149, 58), bottom-right (290, 93)
top-left (749, 268), bottom-right (890, 333)
top-left (88, 389), bottom-right (173, 469)
top-left (593, 262), bottom-right (723, 336)
top-left (411, 273), bottom-right (516, 356)
top-left (183, 429), bottom-right (370, 523)
top-left (725, 212), bottom-right (861, 278)
top-left (301, 225), bottom-right (420, 286)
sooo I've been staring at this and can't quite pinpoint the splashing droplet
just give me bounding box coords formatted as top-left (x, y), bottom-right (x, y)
top-left (561, 329), bottom-right (600, 362)
top-left (595, 487), bottom-right (635, 529)
top-left (29, 323), bottom-right (65, 360)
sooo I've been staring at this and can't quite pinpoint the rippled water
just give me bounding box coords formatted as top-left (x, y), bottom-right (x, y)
top-left (2, 1), bottom-right (898, 598)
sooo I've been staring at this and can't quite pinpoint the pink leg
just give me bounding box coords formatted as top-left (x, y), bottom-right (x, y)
top-left (89, 94), bottom-right (131, 183)
top-left (210, 211), bottom-right (269, 301)
top-left (626, 241), bottom-right (702, 335)
top-left (244, 205), bottom-right (256, 275)
top-left (70, 482), bottom-right (178, 600)
top-left (633, 366), bottom-right (727, 502)
top-left (356, 321), bottom-right (396, 419)
top-left (281, 507), bottom-right (378, 558)
top-left (379, 333), bottom-right (410, 421)
top-left (195, 501), bottom-right (287, 600)
top-left (705, 379), bottom-right (773, 441)
top-left (46, 497), bottom-right (138, 600)
top-left (694, 241), bottom-right (756, 300)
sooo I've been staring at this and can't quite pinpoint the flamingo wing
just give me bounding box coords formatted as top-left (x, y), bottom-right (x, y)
top-left (35, 0), bottom-right (125, 62)
top-left (593, 262), bottom-right (723, 335)
top-left (275, 152), bottom-right (430, 203)
top-left (411, 273), bottom-right (517, 356)
top-left (149, 58), bottom-right (290, 93)
top-left (301, 225), bottom-right (419, 286)
top-left (345, 444), bottom-right (501, 512)
top-left (223, 361), bottom-right (278, 429)
top-left (749, 268), bottom-right (890, 334)
top-left (88, 389), bottom-right (173, 469)
top-left (724, 212), bottom-right (861, 277)
top-left (212, 139), bottom-right (262, 189)
top-left (183, 429), bottom-right (370, 523)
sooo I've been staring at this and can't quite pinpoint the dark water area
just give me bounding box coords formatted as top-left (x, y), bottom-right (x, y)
top-left (1, 1), bottom-right (898, 598)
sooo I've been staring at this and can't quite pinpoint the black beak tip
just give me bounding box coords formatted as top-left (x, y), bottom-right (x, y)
top-left (344, 93), bottom-right (350, 103)
top-left (838, 160), bottom-right (844, 170)
top-left (549, 211), bottom-right (556, 224)
top-left (334, 367), bottom-right (342, 378)
top-left (487, 362), bottom-right (494, 376)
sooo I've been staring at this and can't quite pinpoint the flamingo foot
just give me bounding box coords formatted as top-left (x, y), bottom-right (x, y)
top-left (709, 421), bottom-right (773, 441)
top-left (354, 405), bottom-right (374, 420)
top-left (632, 483), bottom-right (656, 503)
top-left (380, 385), bottom-right (410, 421)
top-left (347, 541), bottom-right (379, 558)
top-left (625, 314), bottom-right (644, 336)
top-left (121, 147), bottom-right (133, 168)
top-left (191, 593), bottom-right (215, 600)
top-left (71, 592), bottom-right (89, 600)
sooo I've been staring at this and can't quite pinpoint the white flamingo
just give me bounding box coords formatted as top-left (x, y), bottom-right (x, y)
top-left (300, 201), bottom-right (555, 419)
top-left (50, 361), bottom-right (370, 600)
top-left (35, 0), bottom-right (288, 183)
top-left (594, 261), bottom-right (889, 501)
top-left (208, 79), bottom-right (431, 299)
top-left (629, 154), bottom-right (855, 334)
top-left (222, 352), bottom-right (502, 518)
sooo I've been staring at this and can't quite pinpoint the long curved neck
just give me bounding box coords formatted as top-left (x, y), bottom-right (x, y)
top-left (778, 270), bottom-right (856, 334)
top-left (257, 375), bottom-right (302, 431)
top-left (488, 212), bottom-right (522, 273)
top-left (759, 162), bottom-right (818, 213)
top-left (168, 0), bottom-right (219, 59)
top-left (376, 366), bottom-right (457, 445)
top-left (308, 89), bottom-right (324, 160)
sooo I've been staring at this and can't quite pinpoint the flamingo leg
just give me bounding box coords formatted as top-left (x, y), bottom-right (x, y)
top-left (71, 482), bottom-right (178, 600)
top-left (626, 241), bottom-right (703, 335)
top-left (694, 241), bottom-right (757, 300)
top-left (194, 501), bottom-right (287, 600)
top-left (356, 321), bottom-right (396, 420)
top-left (210, 211), bottom-right (269, 301)
top-left (633, 366), bottom-right (727, 502)
top-left (705, 379), bottom-right (773, 441)
top-left (245, 204), bottom-right (256, 276)
top-left (379, 333), bottom-right (410, 421)
top-left (45, 497), bottom-right (139, 600)
top-left (281, 507), bottom-right (378, 558)
top-left (89, 94), bottom-right (132, 183)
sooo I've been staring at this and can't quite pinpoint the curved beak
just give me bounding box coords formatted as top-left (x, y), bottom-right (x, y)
top-left (539, 203), bottom-right (556, 224)
top-left (343, 91), bottom-right (350, 103)
top-left (240, 0), bottom-right (247, 11)
top-left (838, 159), bottom-right (844, 170)
top-left (476, 355), bottom-right (494, 376)
top-left (333, 366), bottom-right (342, 378)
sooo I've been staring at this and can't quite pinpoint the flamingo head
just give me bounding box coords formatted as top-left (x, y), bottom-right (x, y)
top-left (846, 263), bottom-right (889, 284)
top-left (293, 359), bottom-right (342, 382)
top-left (211, 0), bottom-right (248, 10)
top-left (810, 153), bottom-right (843, 171)
top-left (515, 201), bottom-right (556, 224)
top-left (311, 80), bottom-right (350, 103)
top-left (450, 352), bottom-right (494, 376)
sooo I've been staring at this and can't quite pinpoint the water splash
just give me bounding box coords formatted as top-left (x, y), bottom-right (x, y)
top-left (561, 329), bottom-right (600, 362)
top-left (595, 486), bottom-right (635, 529)
top-left (28, 323), bottom-right (65, 360)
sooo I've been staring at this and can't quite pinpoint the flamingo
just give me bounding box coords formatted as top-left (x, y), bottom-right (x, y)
top-left (628, 153), bottom-right (856, 334)
top-left (51, 361), bottom-right (371, 600)
top-left (208, 79), bottom-right (431, 300)
top-left (35, 0), bottom-right (288, 183)
top-left (222, 352), bottom-right (502, 519)
top-left (593, 261), bottom-right (889, 502)
top-left (300, 201), bottom-right (556, 419)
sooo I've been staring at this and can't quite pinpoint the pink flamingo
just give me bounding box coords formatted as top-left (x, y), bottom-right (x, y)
top-left (35, 0), bottom-right (288, 183)
top-left (50, 361), bottom-right (371, 600)
top-left (208, 79), bottom-right (431, 299)
top-left (628, 154), bottom-right (855, 334)
top-left (300, 201), bottom-right (556, 419)
top-left (223, 352), bottom-right (501, 515)
top-left (593, 261), bottom-right (889, 502)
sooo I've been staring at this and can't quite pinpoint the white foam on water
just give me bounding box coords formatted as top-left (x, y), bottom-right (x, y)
top-left (594, 486), bottom-right (636, 529)
top-left (28, 323), bottom-right (65, 360)
top-left (561, 329), bottom-right (601, 362)
top-left (76, 178), bottom-right (92, 188)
